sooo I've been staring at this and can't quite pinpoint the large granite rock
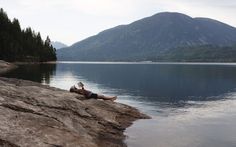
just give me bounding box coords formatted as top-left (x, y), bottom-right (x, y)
top-left (0, 60), bottom-right (17, 74)
top-left (0, 77), bottom-right (149, 147)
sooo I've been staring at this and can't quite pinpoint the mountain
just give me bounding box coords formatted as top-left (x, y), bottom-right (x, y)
top-left (51, 41), bottom-right (67, 49)
top-left (57, 12), bottom-right (236, 62)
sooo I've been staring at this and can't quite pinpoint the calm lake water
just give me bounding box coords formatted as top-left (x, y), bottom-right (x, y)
top-left (2, 62), bottom-right (236, 147)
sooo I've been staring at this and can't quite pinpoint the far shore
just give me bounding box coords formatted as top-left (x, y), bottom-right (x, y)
top-left (3, 59), bottom-right (236, 65)
top-left (41, 60), bottom-right (236, 65)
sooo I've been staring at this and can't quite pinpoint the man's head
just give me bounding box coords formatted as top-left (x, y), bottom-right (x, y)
top-left (69, 85), bottom-right (77, 92)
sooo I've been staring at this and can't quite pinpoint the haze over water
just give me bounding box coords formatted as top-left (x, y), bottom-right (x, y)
top-left (2, 62), bottom-right (236, 147)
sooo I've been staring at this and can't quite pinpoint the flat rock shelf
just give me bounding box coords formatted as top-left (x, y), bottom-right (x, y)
top-left (0, 60), bottom-right (17, 74)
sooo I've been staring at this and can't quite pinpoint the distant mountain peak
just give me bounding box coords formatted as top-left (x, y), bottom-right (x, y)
top-left (51, 41), bottom-right (67, 49)
top-left (153, 12), bottom-right (191, 17)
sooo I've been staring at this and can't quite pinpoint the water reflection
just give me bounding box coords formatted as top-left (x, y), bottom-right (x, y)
top-left (125, 97), bottom-right (236, 147)
top-left (55, 63), bottom-right (236, 103)
top-left (3, 62), bottom-right (236, 105)
top-left (1, 63), bottom-right (56, 84)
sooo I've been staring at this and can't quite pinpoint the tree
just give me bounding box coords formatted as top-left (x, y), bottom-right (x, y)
top-left (0, 8), bottom-right (57, 62)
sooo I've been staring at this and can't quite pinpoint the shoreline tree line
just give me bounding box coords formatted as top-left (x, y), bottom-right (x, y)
top-left (0, 8), bottom-right (57, 62)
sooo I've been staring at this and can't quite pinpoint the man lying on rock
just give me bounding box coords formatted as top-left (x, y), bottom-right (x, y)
top-left (70, 82), bottom-right (117, 101)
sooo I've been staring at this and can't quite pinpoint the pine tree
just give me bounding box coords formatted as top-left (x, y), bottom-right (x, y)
top-left (0, 8), bottom-right (57, 62)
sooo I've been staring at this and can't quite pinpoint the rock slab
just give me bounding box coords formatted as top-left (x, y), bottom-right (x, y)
top-left (0, 60), bottom-right (17, 74)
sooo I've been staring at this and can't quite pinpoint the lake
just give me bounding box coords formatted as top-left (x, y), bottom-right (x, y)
top-left (2, 62), bottom-right (236, 147)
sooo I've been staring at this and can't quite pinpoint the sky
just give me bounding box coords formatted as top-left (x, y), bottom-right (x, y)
top-left (1, 0), bottom-right (236, 45)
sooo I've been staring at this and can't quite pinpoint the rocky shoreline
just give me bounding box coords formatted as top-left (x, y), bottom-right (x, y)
top-left (0, 61), bottom-right (149, 147)
top-left (0, 60), bottom-right (17, 74)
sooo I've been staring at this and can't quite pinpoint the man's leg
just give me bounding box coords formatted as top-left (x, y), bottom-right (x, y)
top-left (97, 94), bottom-right (117, 101)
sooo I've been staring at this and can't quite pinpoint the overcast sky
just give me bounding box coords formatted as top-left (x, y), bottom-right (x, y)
top-left (1, 0), bottom-right (236, 45)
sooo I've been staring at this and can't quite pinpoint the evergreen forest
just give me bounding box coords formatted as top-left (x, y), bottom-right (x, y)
top-left (0, 8), bottom-right (56, 62)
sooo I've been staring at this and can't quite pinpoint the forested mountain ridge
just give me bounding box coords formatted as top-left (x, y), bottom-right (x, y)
top-left (0, 8), bottom-right (56, 62)
top-left (57, 12), bottom-right (236, 62)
